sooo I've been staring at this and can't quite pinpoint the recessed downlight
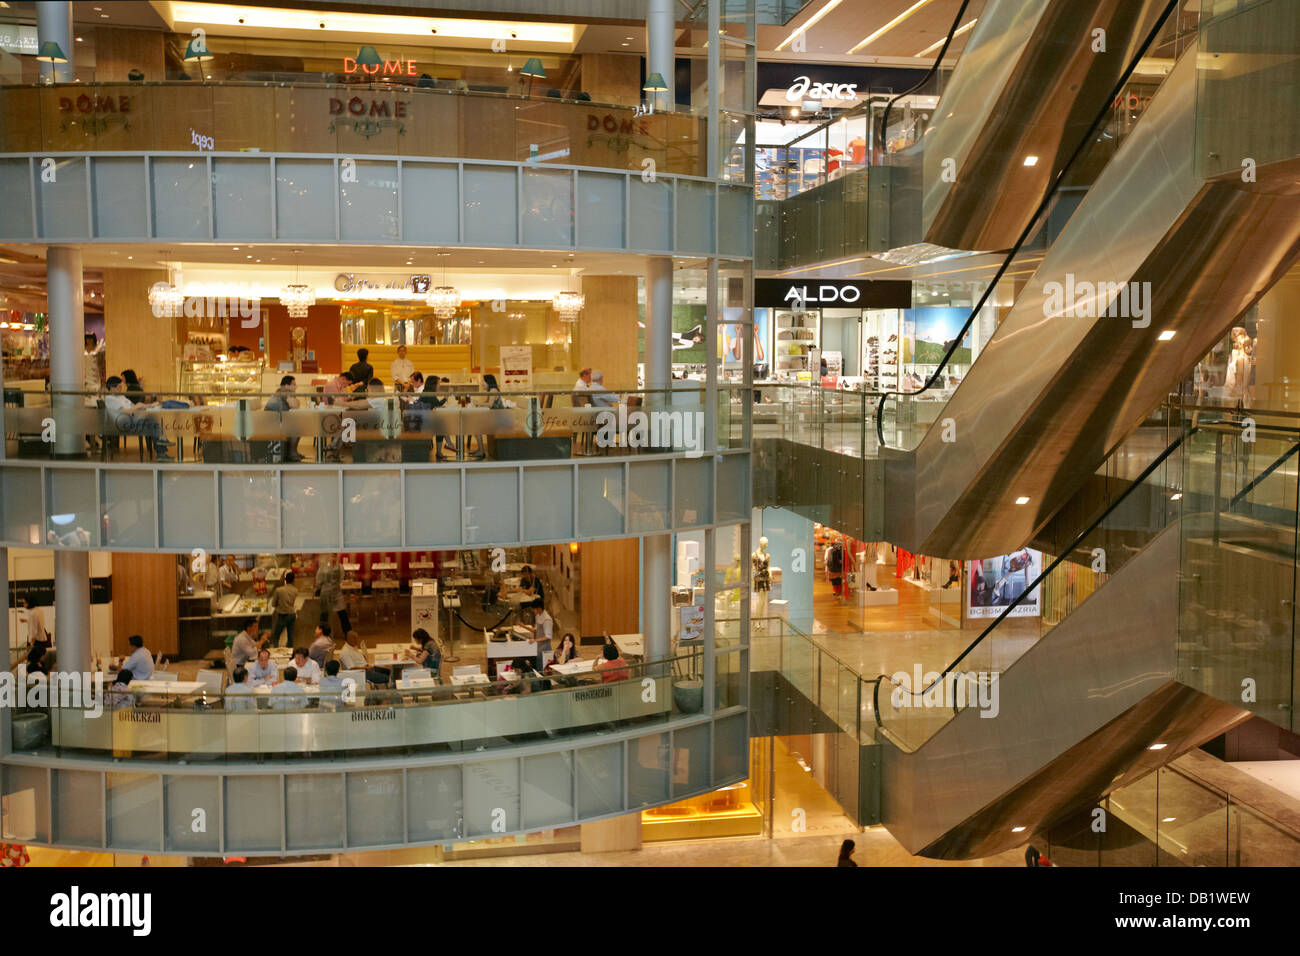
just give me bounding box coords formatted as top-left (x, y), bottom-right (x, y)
top-left (1023, 156), bottom-right (1039, 167)
top-left (1149, 742), bottom-right (1167, 750)
top-left (1015, 496), bottom-right (1030, 505)
top-left (1157, 329), bottom-right (1176, 341)
top-left (1011, 826), bottom-right (1026, 832)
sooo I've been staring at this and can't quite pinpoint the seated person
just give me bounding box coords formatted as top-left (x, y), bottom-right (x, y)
top-left (103, 375), bottom-right (174, 460)
top-left (337, 630), bottom-right (391, 687)
top-left (103, 669), bottom-right (137, 710)
top-left (247, 648), bottom-right (279, 688)
top-left (588, 369), bottom-right (620, 408)
top-left (290, 647), bottom-right (322, 684)
top-left (264, 375), bottom-right (299, 411)
top-left (269, 666), bottom-right (308, 710)
top-left (546, 632), bottom-right (580, 670)
top-left (366, 378), bottom-right (389, 411)
top-left (510, 657), bottom-right (551, 695)
top-left (406, 627), bottom-right (441, 679)
top-left (309, 625), bottom-right (335, 670)
top-left (594, 642), bottom-right (630, 683)
top-left (224, 667), bottom-right (256, 711)
top-left (318, 659), bottom-right (346, 710)
top-left (123, 634), bottom-right (155, 681)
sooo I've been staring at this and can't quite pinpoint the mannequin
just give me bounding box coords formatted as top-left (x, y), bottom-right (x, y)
top-left (752, 536), bottom-right (772, 624)
top-left (1224, 326), bottom-right (1250, 406)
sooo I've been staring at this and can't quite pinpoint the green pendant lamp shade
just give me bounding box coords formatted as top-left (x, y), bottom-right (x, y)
top-left (643, 72), bottom-right (667, 92)
top-left (183, 38), bottom-right (214, 63)
top-left (36, 41), bottom-right (68, 63)
top-left (520, 57), bottom-right (546, 79)
top-left (355, 45), bottom-right (384, 67)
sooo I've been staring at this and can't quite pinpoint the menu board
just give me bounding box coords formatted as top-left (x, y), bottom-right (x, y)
top-left (499, 345), bottom-right (532, 390)
top-left (678, 605), bottom-right (705, 643)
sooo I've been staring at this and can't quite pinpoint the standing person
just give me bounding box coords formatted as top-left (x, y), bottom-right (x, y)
top-left (390, 345), bottom-right (415, 391)
top-left (122, 634), bottom-right (155, 680)
top-left (270, 571), bottom-right (300, 648)
top-left (219, 554), bottom-right (242, 593)
top-left (520, 599), bottom-right (554, 670)
top-left (825, 537), bottom-right (845, 601)
top-left (348, 348), bottom-right (374, 386)
top-left (837, 839), bottom-right (858, 867)
top-left (17, 598), bottom-right (49, 659)
top-left (315, 555), bottom-right (351, 636)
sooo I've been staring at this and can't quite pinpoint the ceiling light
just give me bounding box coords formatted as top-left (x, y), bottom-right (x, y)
top-left (427, 286), bottom-right (461, 318)
top-left (849, 0), bottom-right (934, 54)
top-left (1015, 496), bottom-right (1030, 505)
top-left (1157, 329), bottom-right (1176, 341)
top-left (1023, 155), bottom-right (1039, 167)
top-left (1170, 493), bottom-right (1182, 501)
top-left (914, 18), bottom-right (977, 57)
top-left (1011, 826), bottom-right (1026, 832)
top-left (776, 0), bottom-right (843, 52)
top-left (1148, 742), bottom-right (1167, 750)
top-left (1162, 817), bottom-right (1177, 823)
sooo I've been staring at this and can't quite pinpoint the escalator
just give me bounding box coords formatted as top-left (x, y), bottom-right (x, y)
top-left (881, 1), bottom-right (1300, 558)
top-left (874, 416), bottom-right (1300, 858)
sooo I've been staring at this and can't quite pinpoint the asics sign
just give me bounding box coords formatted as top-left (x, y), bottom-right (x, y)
top-left (786, 75), bottom-right (859, 102)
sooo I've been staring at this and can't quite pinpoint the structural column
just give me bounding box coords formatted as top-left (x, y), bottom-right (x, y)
top-left (643, 256), bottom-right (674, 661)
top-left (645, 0), bottom-right (676, 110)
top-left (47, 246), bottom-right (84, 458)
top-left (54, 551), bottom-right (91, 673)
top-left (36, 1), bottom-right (74, 83)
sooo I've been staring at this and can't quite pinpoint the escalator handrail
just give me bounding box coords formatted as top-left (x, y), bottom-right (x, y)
top-left (877, 0), bottom-right (972, 153)
top-left (874, 0), bottom-right (1180, 449)
top-left (873, 421), bottom-right (1196, 729)
top-left (1230, 441), bottom-right (1300, 511)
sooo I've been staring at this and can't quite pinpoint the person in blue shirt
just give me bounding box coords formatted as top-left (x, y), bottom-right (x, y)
top-left (122, 634), bottom-right (154, 680)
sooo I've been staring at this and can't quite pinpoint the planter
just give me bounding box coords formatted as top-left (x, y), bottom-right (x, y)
top-left (673, 679), bottom-right (704, 714)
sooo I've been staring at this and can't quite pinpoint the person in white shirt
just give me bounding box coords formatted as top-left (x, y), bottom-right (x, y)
top-left (270, 666), bottom-right (308, 710)
top-left (247, 648), bottom-right (279, 688)
top-left (224, 667), bottom-right (256, 711)
top-left (123, 635), bottom-right (155, 680)
top-left (390, 346), bottom-right (415, 391)
top-left (230, 620), bottom-right (264, 669)
top-left (219, 555), bottom-right (242, 592)
top-left (338, 630), bottom-right (390, 686)
top-left (572, 367), bottom-right (593, 399)
top-left (366, 378), bottom-right (389, 411)
top-left (289, 648), bottom-right (322, 684)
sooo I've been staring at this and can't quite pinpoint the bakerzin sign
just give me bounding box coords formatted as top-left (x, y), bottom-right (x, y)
top-left (754, 279), bottom-right (912, 309)
top-left (328, 97), bottom-right (411, 139)
top-left (785, 75), bottom-right (859, 102)
top-left (334, 274), bottom-right (431, 294)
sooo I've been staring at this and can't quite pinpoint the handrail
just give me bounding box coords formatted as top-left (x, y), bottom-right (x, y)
top-left (873, 421), bottom-right (1195, 730)
top-left (1229, 441), bottom-right (1300, 510)
top-left (874, 0), bottom-right (1180, 449)
top-left (877, 0), bottom-right (971, 153)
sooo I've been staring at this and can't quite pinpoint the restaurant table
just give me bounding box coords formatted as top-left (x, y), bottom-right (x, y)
top-left (443, 576), bottom-right (473, 588)
top-left (128, 680), bottom-right (207, 697)
top-left (549, 659), bottom-right (597, 676)
top-left (410, 561), bottom-right (436, 571)
top-left (450, 673), bottom-right (491, 686)
top-left (372, 562), bottom-right (399, 571)
top-left (610, 633), bottom-right (645, 659)
top-left (485, 635), bottom-right (537, 659)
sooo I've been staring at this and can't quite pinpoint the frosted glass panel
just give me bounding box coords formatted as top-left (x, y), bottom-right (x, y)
top-left (213, 158), bottom-right (273, 239)
top-left (676, 180), bottom-right (715, 255)
top-left (6, 765), bottom-right (51, 842)
top-left (92, 157), bottom-right (147, 238)
top-left (340, 160), bottom-right (398, 240)
top-left (165, 776), bottom-right (220, 853)
top-left (275, 159), bottom-right (335, 240)
top-left (47, 469), bottom-right (98, 546)
top-left (282, 471), bottom-right (340, 548)
top-left (718, 185), bottom-right (753, 257)
top-left (2, 468), bottom-right (43, 545)
top-left (523, 752), bottom-right (573, 829)
top-left (160, 471), bottom-right (216, 549)
top-left (404, 471), bottom-right (462, 545)
top-left (151, 157), bottom-right (209, 239)
top-left (672, 722), bottom-right (711, 796)
top-left (107, 772), bottom-right (159, 851)
top-left (578, 463), bottom-right (624, 536)
top-left (714, 712), bottom-right (748, 782)
top-left (50, 768), bottom-right (95, 846)
top-left (401, 163), bottom-right (459, 244)
top-left (464, 759), bottom-right (519, 837)
top-left (346, 771), bottom-right (404, 847)
top-left (716, 453), bottom-right (749, 522)
top-left (102, 470), bottom-right (155, 547)
top-left (576, 171), bottom-right (624, 248)
top-left (627, 732), bottom-right (669, 807)
top-left (220, 471), bottom-right (278, 550)
top-left (224, 776), bottom-right (281, 852)
top-left (628, 459), bottom-right (671, 532)
top-left (521, 167), bottom-right (572, 247)
top-left (575, 743), bottom-right (623, 817)
top-left (343, 470), bottom-right (401, 547)
top-left (406, 765), bottom-right (462, 842)
top-left (523, 466), bottom-right (572, 541)
top-left (463, 165), bottom-right (517, 245)
top-left (37, 156), bottom-right (89, 239)
top-left (0, 158), bottom-right (34, 238)
top-left (464, 468), bottom-right (519, 545)
top-left (675, 456), bottom-right (713, 527)
top-left (286, 773), bottom-right (344, 851)
top-left (628, 177), bottom-right (672, 251)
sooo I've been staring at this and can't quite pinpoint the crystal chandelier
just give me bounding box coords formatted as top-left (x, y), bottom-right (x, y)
top-left (426, 255), bottom-right (460, 318)
top-left (149, 257), bottom-right (185, 317)
top-left (281, 253), bottom-right (315, 318)
top-left (552, 289), bottom-right (584, 322)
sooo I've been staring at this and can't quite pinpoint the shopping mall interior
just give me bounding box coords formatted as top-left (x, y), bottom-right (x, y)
top-left (2, 0), bottom-right (1300, 880)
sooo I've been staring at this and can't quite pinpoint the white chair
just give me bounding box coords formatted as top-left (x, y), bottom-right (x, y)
top-left (151, 670), bottom-right (179, 682)
top-left (453, 664), bottom-right (482, 677)
top-left (196, 670), bottom-right (224, 693)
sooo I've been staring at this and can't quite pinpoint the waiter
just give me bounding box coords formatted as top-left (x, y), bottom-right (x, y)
top-left (390, 345), bottom-right (415, 391)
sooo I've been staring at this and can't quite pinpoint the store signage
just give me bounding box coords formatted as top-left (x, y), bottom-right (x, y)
top-left (785, 75), bottom-right (859, 103)
top-left (754, 279), bottom-right (911, 309)
top-left (343, 56), bottom-right (419, 76)
top-left (58, 94), bottom-right (132, 115)
top-left (328, 97), bottom-right (410, 119)
top-left (9, 577), bottom-right (112, 607)
top-left (587, 113), bottom-right (651, 136)
top-left (333, 274), bottom-right (431, 295)
top-left (0, 25), bottom-right (38, 55)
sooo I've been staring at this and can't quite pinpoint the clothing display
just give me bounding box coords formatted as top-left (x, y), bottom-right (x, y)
top-left (752, 549), bottom-right (771, 592)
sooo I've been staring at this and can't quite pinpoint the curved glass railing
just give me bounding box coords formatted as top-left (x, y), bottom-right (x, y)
top-left (873, 411), bottom-right (1300, 752)
top-left (4, 384), bottom-right (727, 465)
top-left (873, 2), bottom-right (1181, 452)
top-left (0, 81), bottom-right (707, 177)
top-left (8, 648), bottom-right (702, 763)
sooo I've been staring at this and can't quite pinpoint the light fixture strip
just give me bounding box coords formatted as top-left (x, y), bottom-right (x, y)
top-left (775, 0), bottom-right (843, 52)
top-left (914, 17), bottom-right (977, 57)
top-left (849, 0), bottom-right (935, 55)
